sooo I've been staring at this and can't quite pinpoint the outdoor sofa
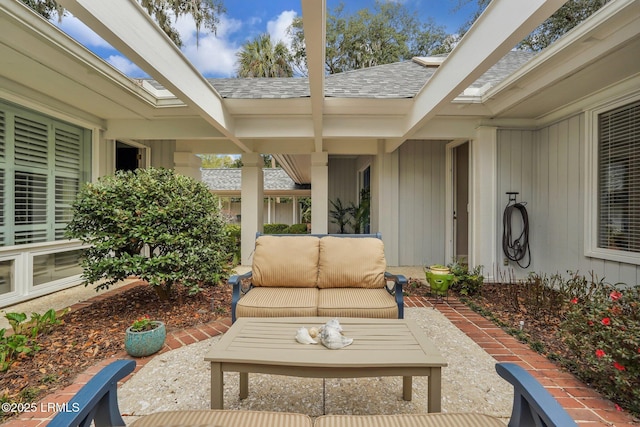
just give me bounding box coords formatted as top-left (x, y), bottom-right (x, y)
top-left (47, 359), bottom-right (578, 427)
top-left (228, 233), bottom-right (406, 322)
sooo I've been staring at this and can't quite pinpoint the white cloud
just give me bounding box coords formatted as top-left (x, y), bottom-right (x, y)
top-left (181, 33), bottom-right (239, 78)
top-left (106, 55), bottom-right (148, 78)
top-left (267, 10), bottom-right (297, 49)
top-left (175, 14), bottom-right (243, 78)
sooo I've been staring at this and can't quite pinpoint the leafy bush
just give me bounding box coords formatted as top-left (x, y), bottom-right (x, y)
top-left (287, 223), bottom-right (309, 234)
top-left (448, 260), bottom-right (484, 296)
top-left (560, 284), bottom-right (640, 413)
top-left (223, 224), bottom-right (241, 265)
top-left (263, 223), bottom-right (290, 234)
top-left (66, 168), bottom-right (230, 299)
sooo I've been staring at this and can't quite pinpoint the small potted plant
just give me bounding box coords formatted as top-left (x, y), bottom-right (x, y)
top-left (125, 315), bottom-right (166, 357)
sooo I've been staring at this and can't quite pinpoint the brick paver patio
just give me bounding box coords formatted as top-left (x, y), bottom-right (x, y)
top-left (3, 289), bottom-right (638, 426)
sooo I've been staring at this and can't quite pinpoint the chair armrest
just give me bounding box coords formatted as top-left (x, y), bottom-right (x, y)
top-left (384, 272), bottom-right (406, 319)
top-left (228, 272), bottom-right (253, 323)
top-left (496, 363), bottom-right (577, 427)
top-left (48, 359), bottom-right (135, 427)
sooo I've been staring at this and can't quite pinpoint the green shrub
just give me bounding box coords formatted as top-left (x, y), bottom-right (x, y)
top-left (263, 223), bottom-right (289, 234)
top-left (66, 168), bottom-right (230, 299)
top-left (448, 260), bottom-right (484, 296)
top-left (224, 224), bottom-right (241, 265)
top-left (560, 284), bottom-right (640, 413)
top-left (287, 223), bottom-right (309, 234)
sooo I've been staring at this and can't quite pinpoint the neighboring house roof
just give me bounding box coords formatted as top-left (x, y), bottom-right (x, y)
top-left (144, 51), bottom-right (537, 100)
top-left (201, 168), bottom-right (311, 195)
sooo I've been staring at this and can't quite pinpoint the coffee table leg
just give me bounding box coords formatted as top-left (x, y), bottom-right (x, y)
top-left (210, 362), bottom-right (224, 409)
top-left (402, 376), bottom-right (412, 400)
top-left (239, 372), bottom-right (249, 399)
top-left (428, 368), bottom-right (442, 413)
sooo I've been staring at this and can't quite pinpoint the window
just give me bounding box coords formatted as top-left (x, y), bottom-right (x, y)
top-left (594, 99), bottom-right (640, 257)
top-left (0, 100), bottom-right (91, 247)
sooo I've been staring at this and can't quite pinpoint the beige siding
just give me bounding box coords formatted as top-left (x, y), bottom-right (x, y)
top-left (398, 140), bottom-right (448, 266)
top-left (497, 115), bottom-right (640, 286)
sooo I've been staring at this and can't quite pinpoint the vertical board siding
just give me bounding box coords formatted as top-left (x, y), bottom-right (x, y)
top-left (497, 114), bottom-right (640, 286)
top-left (399, 140), bottom-right (447, 266)
top-left (328, 158), bottom-right (357, 234)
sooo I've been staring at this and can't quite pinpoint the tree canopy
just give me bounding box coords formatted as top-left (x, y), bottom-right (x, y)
top-left (21, 0), bottom-right (225, 47)
top-left (236, 34), bottom-right (293, 78)
top-left (289, 1), bottom-right (449, 75)
top-left (456, 0), bottom-right (610, 52)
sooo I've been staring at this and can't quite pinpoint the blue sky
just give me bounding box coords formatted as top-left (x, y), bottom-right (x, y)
top-left (54, 0), bottom-right (477, 79)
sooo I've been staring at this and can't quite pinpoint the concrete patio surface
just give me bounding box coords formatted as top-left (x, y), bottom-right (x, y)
top-left (1, 267), bottom-right (638, 426)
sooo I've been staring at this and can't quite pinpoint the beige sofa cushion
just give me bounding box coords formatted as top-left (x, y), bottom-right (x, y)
top-left (252, 235), bottom-right (319, 287)
top-left (317, 237), bottom-right (386, 289)
top-left (236, 287), bottom-right (319, 318)
top-left (314, 413), bottom-right (506, 427)
top-left (131, 410), bottom-right (313, 427)
top-left (317, 288), bottom-right (398, 318)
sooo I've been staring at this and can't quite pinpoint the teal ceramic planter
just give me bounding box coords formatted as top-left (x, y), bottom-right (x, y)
top-left (125, 321), bottom-right (166, 357)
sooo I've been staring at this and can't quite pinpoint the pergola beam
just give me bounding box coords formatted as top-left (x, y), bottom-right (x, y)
top-left (386, 0), bottom-right (567, 153)
top-left (57, 0), bottom-right (252, 153)
top-left (301, 0), bottom-right (326, 153)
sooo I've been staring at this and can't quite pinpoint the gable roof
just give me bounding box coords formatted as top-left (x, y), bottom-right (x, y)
top-left (201, 168), bottom-right (311, 195)
top-left (143, 51), bottom-right (537, 100)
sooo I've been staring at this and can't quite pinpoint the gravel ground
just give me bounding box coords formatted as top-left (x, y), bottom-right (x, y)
top-left (119, 307), bottom-right (512, 425)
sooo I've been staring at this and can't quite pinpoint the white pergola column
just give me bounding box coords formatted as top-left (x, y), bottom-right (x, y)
top-left (241, 153), bottom-right (263, 265)
top-left (173, 151), bottom-right (201, 180)
top-left (470, 127), bottom-right (498, 280)
top-left (372, 140), bottom-right (400, 265)
top-left (311, 152), bottom-right (328, 234)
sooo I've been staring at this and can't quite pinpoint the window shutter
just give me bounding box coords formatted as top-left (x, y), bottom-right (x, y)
top-left (55, 126), bottom-right (81, 226)
top-left (14, 115), bottom-right (48, 168)
top-left (598, 100), bottom-right (640, 252)
top-left (0, 110), bottom-right (5, 161)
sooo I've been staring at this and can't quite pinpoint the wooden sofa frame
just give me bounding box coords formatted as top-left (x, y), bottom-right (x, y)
top-left (228, 233), bottom-right (407, 322)
top-left (48, 360), bottom-right (577, 427)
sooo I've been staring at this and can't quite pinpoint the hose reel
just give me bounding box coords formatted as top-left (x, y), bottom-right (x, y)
top-left (502, 192), bottom-right (531, 269)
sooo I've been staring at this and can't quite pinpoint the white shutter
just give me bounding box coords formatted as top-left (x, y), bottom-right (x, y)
top-left (598, 100), bottom-right (640, 252)
top-left (14, 115), bottom-right (48, 168)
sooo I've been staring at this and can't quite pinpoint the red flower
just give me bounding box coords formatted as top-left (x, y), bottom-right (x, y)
top-left (615, 404), bottom-right (623, 412)
top-left (601, 317), bottom-right (611, 326)
top-left (595, 349), bottom-right (606, 358)
top-left (609, 291), bottom-right (622, 301)
top-left (570, 297), bottom-right (578, 304)
top-left (613, 362), bottom-right (625, 371)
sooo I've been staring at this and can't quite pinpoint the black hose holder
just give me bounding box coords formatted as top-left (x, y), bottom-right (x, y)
top-left (502, 192), bottom-right (531, 268)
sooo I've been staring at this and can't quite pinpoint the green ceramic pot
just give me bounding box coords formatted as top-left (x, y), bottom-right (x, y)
top-left (125, 321), bottom-right (166, 357)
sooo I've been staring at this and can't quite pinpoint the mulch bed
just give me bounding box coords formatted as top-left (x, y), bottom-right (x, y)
top-left (0, 281), bottom-right (231, 416)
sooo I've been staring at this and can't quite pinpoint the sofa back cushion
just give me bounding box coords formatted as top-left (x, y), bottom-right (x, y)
top-left (252, 235), bottom-right (320, 287)
top-left (317, 236), bottom-right (386, 289)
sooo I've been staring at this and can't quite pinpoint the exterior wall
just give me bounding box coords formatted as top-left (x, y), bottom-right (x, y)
top-left (328, 157), bottom-right (358, 234)
top-left (219, 199), bottom-right (299, 225)
top-left (497, 115), bottom-right (640, 286)
top-left (398, 140), bottom-right (448, 266)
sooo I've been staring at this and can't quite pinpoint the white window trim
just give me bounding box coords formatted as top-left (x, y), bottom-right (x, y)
top-left (584, 91), bottom-right (640, 265)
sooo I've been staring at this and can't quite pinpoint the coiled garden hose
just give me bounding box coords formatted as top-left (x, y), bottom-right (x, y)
top-left (502, 202), bottom-right (531, 268)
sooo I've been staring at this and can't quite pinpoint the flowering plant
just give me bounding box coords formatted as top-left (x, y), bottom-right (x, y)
top-left (129, 315), bottom-right (159, 332)
top-left (561, 284), bottom-right (640, 414)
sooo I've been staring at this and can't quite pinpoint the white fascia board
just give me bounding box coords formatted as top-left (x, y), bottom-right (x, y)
top-left (105, 118), bottom-right (226, 140)
top-left (301, 0), bottom-right (326, 152)
top-left (1, 1), bottom-right (160, 107)
top-left (323, 116), bottom-right (406, 138)
top-left (387, 0), bottom-right (566, 153)
top-left (176, 140), bottom-right (247, 154)
top-left (483, 0), bottom-right (640, 117)
top-left (56, 0), bottom-right (251, 153)
top-left (235, 117), bottom-right (314, 139)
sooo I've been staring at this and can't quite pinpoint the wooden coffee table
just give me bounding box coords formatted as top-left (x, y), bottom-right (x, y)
top-left (204, 317), bottom-right (447, 413)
